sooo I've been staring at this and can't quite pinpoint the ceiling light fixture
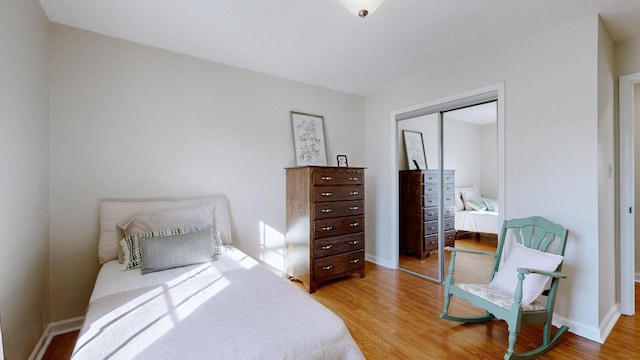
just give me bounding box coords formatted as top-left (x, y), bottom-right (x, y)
top-left (339, 0), bottom-right (385, 19)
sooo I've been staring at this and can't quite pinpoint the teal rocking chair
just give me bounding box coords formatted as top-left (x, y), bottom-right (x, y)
top-left (441, 216), bottom-right (569, 360)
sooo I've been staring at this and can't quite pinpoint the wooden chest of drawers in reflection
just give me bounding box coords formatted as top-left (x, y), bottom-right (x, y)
top-left (399, 169), bottom-right (455, 260)
top-left (286, 166), bottom-right (365, 293)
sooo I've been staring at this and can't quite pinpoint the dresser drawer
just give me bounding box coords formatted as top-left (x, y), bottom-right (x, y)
top-left (422, 170), bottom-right (455, 184)
top-left (423, 194), bottom-right (455, 208)
top-left (424, 219), bottom-right (455, 235)
top-left (443, 216), bottom-right (455, 231)
top-left (424, 236), bottom-right (438, 252)
top-left (314, 215), bottom-right (364, 239)
top-left (313, 233), bottom-right (364, 258)
top-left (313, 185), bottom-right (364, 202)
top-left (314, 200), bottom-right (364, 219)
top-left (422, 182), bottom-right (455, 195)
top-left (424, 230), bottom-right (455, 252)
top-left (313, 171), bottom-right (364, 185)
top-left (423, 206), bottom-right (455, 221)
top-left (313, 250), bottom-right (364, 281)
top-left (424, 219), bottom-right (438, 235)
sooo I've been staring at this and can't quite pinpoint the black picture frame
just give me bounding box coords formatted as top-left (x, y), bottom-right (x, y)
top-left (337, 154), bottom-right (348, 167)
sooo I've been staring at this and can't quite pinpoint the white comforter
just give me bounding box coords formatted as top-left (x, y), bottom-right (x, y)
top-left (72, 248), bottom-right (364, 360)
top-left (455, 210), bottom-right (500, 234)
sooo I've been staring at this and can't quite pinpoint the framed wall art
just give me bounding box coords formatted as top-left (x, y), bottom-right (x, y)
top-left (291, 112), bottom-right (327, 166)
top-left (403, 130), bottom-right (427, 170)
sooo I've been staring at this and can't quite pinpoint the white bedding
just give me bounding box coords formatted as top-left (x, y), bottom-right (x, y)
top-left (73, 247), bottom-right (364, 360)
top-left (455, 210), bottom-right (500, 234)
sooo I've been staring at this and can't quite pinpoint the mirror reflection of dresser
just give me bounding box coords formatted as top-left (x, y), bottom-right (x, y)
top-left (399, 169), bottom-right (455, 260)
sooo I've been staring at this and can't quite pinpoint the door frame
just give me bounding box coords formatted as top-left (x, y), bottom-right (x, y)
top-left (619, 72), bottom-right (640, 315)
top-left (389, 83), bottom-right (505, 274)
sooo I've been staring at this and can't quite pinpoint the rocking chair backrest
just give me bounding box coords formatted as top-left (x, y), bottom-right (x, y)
top-left (491, 216), bottom-right (569, 282)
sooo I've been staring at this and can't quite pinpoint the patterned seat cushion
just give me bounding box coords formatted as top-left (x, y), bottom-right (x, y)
top-left (456, 283), bottom-right (546, 312)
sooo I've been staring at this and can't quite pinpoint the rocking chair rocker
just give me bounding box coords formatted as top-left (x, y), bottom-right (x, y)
top-left (441, 216), bottom-right (569, 360)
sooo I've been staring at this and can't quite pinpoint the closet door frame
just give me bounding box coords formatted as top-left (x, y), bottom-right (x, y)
top-left (391, 83), bottom-right (505, 282)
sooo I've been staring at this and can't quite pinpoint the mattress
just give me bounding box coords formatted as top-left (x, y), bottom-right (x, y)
top-left (73, 247), bottom-right (364, 360)
top-left (455, 210), bottom-right (500, 234)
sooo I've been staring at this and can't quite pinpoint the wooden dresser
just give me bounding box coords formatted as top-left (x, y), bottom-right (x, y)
top-left (399, 169), bottom-right (455, 259)
top-left (286, 166), bottom-right (365, 293)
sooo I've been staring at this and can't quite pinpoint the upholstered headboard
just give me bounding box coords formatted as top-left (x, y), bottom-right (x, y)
top-left (97, 195), bottom-right (232, 264)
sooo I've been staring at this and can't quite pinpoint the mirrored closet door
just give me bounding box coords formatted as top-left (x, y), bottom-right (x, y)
top-left (397, 99), bottom-right (499, 283)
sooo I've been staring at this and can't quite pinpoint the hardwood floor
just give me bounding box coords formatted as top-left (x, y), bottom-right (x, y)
top-left (309, 263), bottom-right (640, 360)
top-left (42, 330), bottom-right (79, 360)
top-left (44, 258), bottom-right (640, 359)
top-left (399, 233), bottom-right (498, 281)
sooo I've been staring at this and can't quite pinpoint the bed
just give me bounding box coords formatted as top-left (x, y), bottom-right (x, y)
top-left (454, 186), bottom-right (500, 235)
top-left (72, 195), bottom-right (364, 360)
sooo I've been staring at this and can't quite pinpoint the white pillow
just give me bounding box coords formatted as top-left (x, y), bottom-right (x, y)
top-left (118, 205), bottom-right (214, 237)
top-left (455, 186), bottom-right (479, 211)
top-left (116, 205), bottom-right (214, 263)
top-left (98, 195), bottom-right (232, 264)
top-left (461, 189), bottom-right (482, 210)
top-left (489, 242), bottom-right (563, 304)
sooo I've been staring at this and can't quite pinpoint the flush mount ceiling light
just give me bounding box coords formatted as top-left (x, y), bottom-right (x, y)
top-left (339, 0), bottom-right (385, 18)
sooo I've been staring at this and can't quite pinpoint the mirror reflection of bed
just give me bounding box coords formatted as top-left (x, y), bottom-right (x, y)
top-left (397, 101), bottom-right (499, 282)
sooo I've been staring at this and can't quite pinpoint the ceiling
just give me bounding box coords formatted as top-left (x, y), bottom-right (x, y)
top-left (39, 0), bottom-right (640, 96)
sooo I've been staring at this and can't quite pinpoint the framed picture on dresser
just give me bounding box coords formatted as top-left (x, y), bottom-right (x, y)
top-left (291, 112), bottom-right (327, 166)
top-left (337, 154), bottom-right (348, 167)
top-left (403, 130), bottom-right (427, 170)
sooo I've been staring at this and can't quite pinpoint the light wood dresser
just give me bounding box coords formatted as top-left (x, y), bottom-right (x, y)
top-left (286, 166), bottom-right (365, 293)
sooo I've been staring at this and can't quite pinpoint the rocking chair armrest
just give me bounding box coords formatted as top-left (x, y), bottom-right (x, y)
top-left (445, 247), bottom-right (497, 258)
top-left (517, 267), bottom-right (567, 279)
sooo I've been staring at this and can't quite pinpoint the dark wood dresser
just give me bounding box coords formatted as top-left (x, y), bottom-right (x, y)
top-left (286, 166), bottom-right (365, 293)
top-left (399, 169), bottom-right (455, 259)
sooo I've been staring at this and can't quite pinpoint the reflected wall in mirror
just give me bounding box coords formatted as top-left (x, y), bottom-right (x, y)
top-left (397, 101), bottom-right (499, 282)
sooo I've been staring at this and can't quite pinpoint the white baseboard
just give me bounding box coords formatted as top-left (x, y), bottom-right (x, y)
top-left (29, 317), bottom-right (84, 360)
top-left (634, 273), bottom-right (640, 282)
top-left (552, 304), bottom-right (620, 344)
top-left (365, 253), bottom-right (394, 269)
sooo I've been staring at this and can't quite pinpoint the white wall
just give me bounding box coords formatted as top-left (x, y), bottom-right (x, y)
top-left (48, 23), bottom-right (365, 321)
top-left (479, 123), bottom-right (498, 200)
top-left (364, 15), bottom-right (607, 340)
top-left (0, 0), bottom-right (50, 358)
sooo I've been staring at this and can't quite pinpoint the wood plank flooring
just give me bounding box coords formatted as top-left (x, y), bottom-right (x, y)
top-left (44, 254), bottom-right (640, 359)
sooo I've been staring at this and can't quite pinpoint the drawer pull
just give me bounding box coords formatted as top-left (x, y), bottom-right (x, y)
top-left (321, 192), bottom-right (332, 197)
top-left (321, 176), bottom-right (332, 181)
top-left (349, 177), bottom-right (359, 181)
top-left (349, 206), bottom-right (359, 210)
top-left (427, 212), bottom-right (436, 216)
top-left (349, 222), bottom-right (359, 227)
top-left (349, 258), bottom-right (360, 264)
top-left (427, 226), bottom-right (435, 231)
top-left (321, 245), bottom-right (333, 250)
top-left (321, 226), bottom-right (334, 231)
top-left (349, 191), bottom-right (359, 195)
top-left (322, 265), bottom-right (333, 271)
top-left (321, 209), bottom-right (333, 213)
top-left (349, 240), bottom-right (359, 245)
